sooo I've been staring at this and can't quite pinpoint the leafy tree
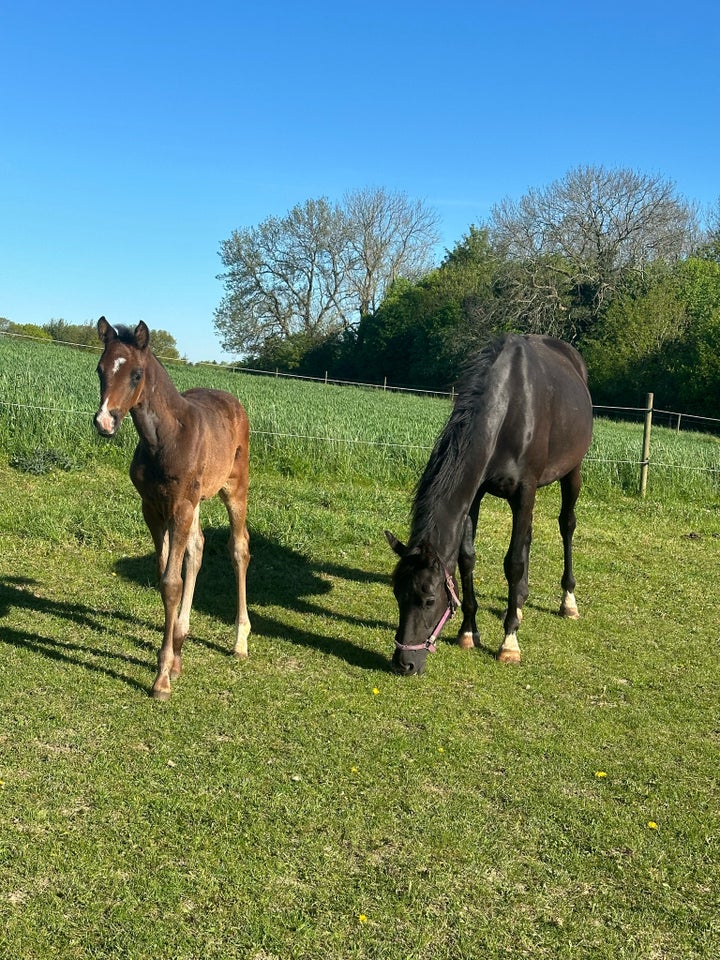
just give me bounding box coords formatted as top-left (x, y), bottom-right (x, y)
top-left (584, 257), bottom-right (720, 413)
top-left (39, 318), bottom-right (180, 358)
top-left (46, 319), bottom-right (100, 347)
top-left (148, 329), bottom-right (181, 360)
top-left (354, 227), bottom-right (498, 389)
top-left (0, 320), bottom-right (52, 340)
top-left (671, 258), bottom-right (720, 414)
top-left (582, 268), bottom-right (688, 403)
top-left (490, 165), bottom-right (698, 341)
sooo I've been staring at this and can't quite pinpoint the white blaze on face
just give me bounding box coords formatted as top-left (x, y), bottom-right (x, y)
top-left (112, 356), bottom-right (127, 375)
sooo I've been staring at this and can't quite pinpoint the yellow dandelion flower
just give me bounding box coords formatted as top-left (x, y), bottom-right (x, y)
top-left (358, 914), bottom-right (368, 924)
top-left (351, 766), bottom-right (358, 773)
top-left (647, 821), bottom-right (658, 830)
top-left (595, 771), bottom-right (607, 778)
top-left (438, 747), bottom-right (445, 753)
top-left (372, 687), bottom-right (380, 696)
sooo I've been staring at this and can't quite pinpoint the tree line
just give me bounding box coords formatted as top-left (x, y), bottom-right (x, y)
top-left (0, 318), bottom-right (181, 360)
top-left (215, 169), bottom-right (720, 417)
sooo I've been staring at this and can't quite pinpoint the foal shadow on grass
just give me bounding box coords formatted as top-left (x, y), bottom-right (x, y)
top-left (115, 528), bottom-right (391, 672)
top-left (0, 576), bottom-right (150, 692)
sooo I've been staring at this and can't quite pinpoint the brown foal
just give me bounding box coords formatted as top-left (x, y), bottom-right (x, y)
top-left (94, 317), bottom-right (251, 699)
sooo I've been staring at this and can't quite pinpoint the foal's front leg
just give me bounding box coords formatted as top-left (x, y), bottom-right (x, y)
top-left (152, 502), bottom-right (194, 700)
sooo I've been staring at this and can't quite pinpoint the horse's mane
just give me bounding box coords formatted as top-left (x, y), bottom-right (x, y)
top-left (409, 334), bottom-right (510, 545)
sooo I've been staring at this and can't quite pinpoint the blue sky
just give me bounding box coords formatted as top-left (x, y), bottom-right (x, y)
top-left (1, 0), bottom-right (718, 362)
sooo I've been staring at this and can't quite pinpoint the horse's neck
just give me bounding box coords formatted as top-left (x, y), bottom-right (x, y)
top-left (130, 355), bottom-right (186, 452)
top-left (410, 450), bottom-right (483, 566)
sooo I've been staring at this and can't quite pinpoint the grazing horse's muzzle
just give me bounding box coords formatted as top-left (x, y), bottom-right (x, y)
top-left (391, 645), bottom-right (428, 676)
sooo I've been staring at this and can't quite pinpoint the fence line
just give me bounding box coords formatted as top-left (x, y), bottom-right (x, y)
top-left (2, 398), bottom-right (719, 491)
top-left (3, 333), bottom-right (720, 493)
top-left (4, 329), bottom-right (720, 429)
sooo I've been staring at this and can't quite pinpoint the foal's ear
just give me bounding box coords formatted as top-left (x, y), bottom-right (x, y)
top-left (97, 316), bottom-right (117, 343)
top-left (385, 530), bottom-right (408, 557)
top-left (134, 320), bottom-right (150, 350)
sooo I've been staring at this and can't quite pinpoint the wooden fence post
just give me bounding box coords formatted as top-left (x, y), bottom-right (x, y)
top-left (640, 392), bottom-right (654, 497)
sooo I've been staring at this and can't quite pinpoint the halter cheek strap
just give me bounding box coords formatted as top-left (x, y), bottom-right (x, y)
top-left (395, 570), bottom-right (461, 655)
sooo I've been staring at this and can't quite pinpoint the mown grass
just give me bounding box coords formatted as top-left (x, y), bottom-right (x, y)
top-left (1, 334), bottom-right (720, 959)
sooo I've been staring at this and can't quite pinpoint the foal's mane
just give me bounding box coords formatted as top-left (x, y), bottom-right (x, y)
top-left (410, 335), bottom-right (509, 545)
top-left (112, 324), bottom-right (142, 346)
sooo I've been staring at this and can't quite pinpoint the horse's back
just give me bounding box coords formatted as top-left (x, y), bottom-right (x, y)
top-left (526, 334), bottom-right (589, 385)
top-left (479, 334), bottom-right (592, 491)
top-left (181, 387), bottom-right (249, 443)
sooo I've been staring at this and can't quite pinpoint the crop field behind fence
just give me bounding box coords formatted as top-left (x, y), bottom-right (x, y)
top-left (1, 334), bottom-right (719, 959)
top-left (2, 334), bottom-right (720, 501)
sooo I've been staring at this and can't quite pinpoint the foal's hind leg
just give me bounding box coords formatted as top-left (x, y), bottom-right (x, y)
top-left (173, 504), bottom-right (204, 678)
top-left (220, 461), bottom-right (251, 659)
top-left (558, 466), bottom-right (582, 619)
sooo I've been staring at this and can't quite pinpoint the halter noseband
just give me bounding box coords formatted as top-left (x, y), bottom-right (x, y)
top-left (395, 569), bottom-right (461, 655)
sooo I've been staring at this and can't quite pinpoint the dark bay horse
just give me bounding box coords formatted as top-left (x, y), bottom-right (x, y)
top-left (93, 317), bottom-right (251, 699)
top-left (386, 333), bottom-right (593, 676)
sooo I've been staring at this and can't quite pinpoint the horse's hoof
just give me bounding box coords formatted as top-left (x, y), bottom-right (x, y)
top-left (151, 687), bottom-right (172, 701)
top-left (497, 649), bottom-right (522, 665)
top-left (457, 632), bottom-right (478, 650)
top-left (233, 649), bottom-right (249, 660)
top-left (560, 604), bottom-right (580, 620)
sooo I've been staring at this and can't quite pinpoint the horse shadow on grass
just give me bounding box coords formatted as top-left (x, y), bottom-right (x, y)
top-left (0, 575), bottom-right (152, 693)
top-left (114, 527), bottom-right (392, 672)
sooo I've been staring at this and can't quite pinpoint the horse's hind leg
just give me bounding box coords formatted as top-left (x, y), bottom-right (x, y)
top-left (457, 501), bottom-right (481, 650)
top-left (220, 462), bottom-right (251, 659)
top-left (558, 466), bottom-right (582, 619)
top-left (498, 485), bottom-right (535, 664)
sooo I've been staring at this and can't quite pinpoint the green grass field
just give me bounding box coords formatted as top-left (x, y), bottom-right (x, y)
top-left (1, 334), bottom-right (719, 959)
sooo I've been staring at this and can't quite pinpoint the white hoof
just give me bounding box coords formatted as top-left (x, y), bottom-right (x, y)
top-left (498, 632), bottom-right (521, 664)
top-left (560, 591), bottom-right (580, 619)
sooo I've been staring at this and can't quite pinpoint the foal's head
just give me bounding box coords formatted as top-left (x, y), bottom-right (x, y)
top-left (94, 316), bottom-right (151, 437)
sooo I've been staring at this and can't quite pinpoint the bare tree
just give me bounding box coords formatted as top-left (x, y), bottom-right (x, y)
top-left (490, 165), bottom-right (698, 339)
top-left (342, 187), bottom-right (441, 318)
top-left (214, 197), bottom-right (352, 356)
top-left (214, 188), bottom-right (440, 356)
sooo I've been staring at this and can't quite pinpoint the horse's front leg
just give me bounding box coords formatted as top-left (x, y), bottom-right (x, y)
top-left (558, 467), bottom-right (582, 619)
top-left (498, 486), bottom-right (535, 664)
top-left (152, 503), bottom-right (193, 700)
top-left (457, 504), bottom-right (481, 650)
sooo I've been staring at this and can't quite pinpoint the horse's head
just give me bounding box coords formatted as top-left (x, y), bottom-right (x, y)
top-left (94, 317), bottom-right (151, 437)
top-left (385, 531), bottom-right (458, 677)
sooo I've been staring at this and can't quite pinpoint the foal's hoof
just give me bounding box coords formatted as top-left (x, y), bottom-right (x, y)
top-left (151, 688), bottom-right (172, 701)
top-left (497, 648), bottom-right (522, 665)
top-left (233, 649), bottom-right (249, 661)
top-left (457, 631), bottom-right (478, 650)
